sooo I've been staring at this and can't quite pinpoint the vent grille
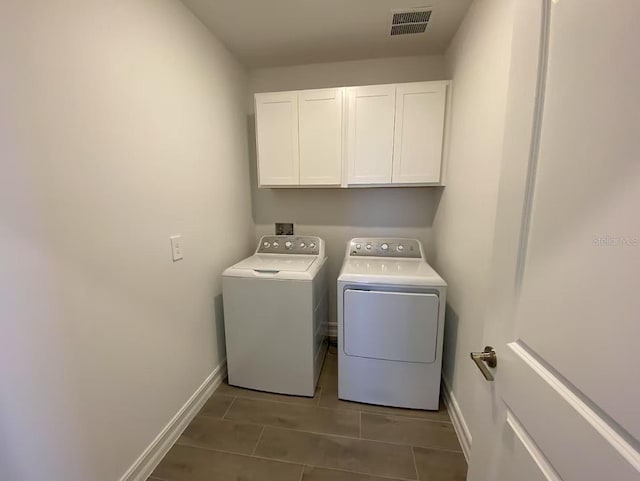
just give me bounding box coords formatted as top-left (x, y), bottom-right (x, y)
top-left (389, 8), bottom-right (432, 36)
top-left (391, 23), bottom-right (428, 36)
top-left (392, 10), bottom-right (431, 25)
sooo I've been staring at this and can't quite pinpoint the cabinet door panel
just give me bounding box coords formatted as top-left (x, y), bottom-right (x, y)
top-left (392, 82), bottom-right (447, 184)
top-left (255, 92), bottom-right (299, 186)
top-left (346, 85), bottom-right (396, 185)
top-left (299, 89), bottom-right (343, 185)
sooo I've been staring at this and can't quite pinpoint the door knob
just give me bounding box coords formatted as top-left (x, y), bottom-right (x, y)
top-left (470, 346), bottom-right (497, 381)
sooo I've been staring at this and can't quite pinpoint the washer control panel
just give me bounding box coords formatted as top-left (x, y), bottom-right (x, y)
top-left (257, 236), bottom-right (321, 255)
top-left (348, 238), bottom-right (422, 258)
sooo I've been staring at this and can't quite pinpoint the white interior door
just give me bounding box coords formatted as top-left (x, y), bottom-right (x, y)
top-left (392, 81), bottom-right (447, 184)
top-left (255, 91), bottom-right (299, 186)
top-left (468, 2), bottom-right (640, 481)
top-left (298, 88), bottom-right (343, 185)
top-left (345, 85), bottom-right (395, 185)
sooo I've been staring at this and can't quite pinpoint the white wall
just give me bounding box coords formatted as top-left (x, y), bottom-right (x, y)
top-left (0, 2), bottom-right (254, 481)
top-left (432, 0), bottom-right (514, 442)
top-left (248, 55), bottom-right (447, 95)
top-left (248, 55), bottom-right (448, 329)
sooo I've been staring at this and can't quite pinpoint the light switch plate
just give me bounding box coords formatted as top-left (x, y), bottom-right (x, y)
top-left (170, 235), bottom-right (183, 261)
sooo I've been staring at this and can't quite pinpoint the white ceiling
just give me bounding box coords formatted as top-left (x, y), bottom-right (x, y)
top-left (182, 0), bottom-right (472, 68)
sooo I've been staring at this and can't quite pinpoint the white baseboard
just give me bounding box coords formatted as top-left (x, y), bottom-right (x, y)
top-left (441, 377), bottom-right (472, 462)
top-left (328, 321), bottom-right (337, 339)
top-left (119, 360), bottom-right (227, 481)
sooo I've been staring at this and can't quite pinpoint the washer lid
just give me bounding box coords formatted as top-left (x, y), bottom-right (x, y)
top-left (232, 254), bottom-right (317, 272)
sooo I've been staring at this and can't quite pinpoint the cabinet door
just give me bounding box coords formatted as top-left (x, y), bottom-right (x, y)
top-left (299, 88), bottom-right (343, 185)
top-left (392, 82), bottom-right (447, 184)
top-left (346, 85), bottom-right (396, 185)
top-left (255, 92), bottom-right (299, 186)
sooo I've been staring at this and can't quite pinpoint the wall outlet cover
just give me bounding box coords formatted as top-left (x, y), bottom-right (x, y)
top-left (275, 223), bottom-right (294, 235)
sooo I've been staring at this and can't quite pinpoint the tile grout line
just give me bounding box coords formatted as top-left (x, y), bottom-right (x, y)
top-left (346, 407), bottom-right (453, 425)
top-left (221, 396), bottom-right (237, 420)
top-left (222, 391), bottom-right (451, 425)
top-left (192, 408), bottom-right (462, 453)
top-left (175, 444), bottom-right (305, 469)
top-left (316, 395), bottom-right (452, 424)
top-left (301, 422), bottom-right (465, 454)
top-left (178, 443), bottom-right (419, 481)
top-left (411, 446), bottom-right (421, 481)
top-left (188, 415), bottom-right (463, 454)
top-left (227, 396), bottom-right (375, 422)
top-left (303, 464), bottom-right (419, 481)
top-left (221, 377), bottom-right (451, 423)
top-left (220, 392), bottom-right (322, 409)
top-left (251, 425), bottom-right (266, 456)
top-left (325, 407), bottom-right (453, 424)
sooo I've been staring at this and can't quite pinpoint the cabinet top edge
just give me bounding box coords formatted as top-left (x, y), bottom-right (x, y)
top-left (253, 80), bottom-right (451, 98)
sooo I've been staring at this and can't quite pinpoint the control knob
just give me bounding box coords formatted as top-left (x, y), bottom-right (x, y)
top-left (285, 241), bottom-right (293, 250)
top-left (309, 242), bottom-right (317, 249)
top-left (381, 243), bottom-right (389, 251)
top-left (273, 241), bottom-right (279, 248)
top-left (397, 245), bottom-right (404, 252)
top-left (263, 241), bottom-right (271, 248)
top-left (366, 244), bottom-right (372, 250)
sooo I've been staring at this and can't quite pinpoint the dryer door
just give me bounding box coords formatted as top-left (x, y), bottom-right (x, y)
top-left (343, 289), bottom-right (439, 363)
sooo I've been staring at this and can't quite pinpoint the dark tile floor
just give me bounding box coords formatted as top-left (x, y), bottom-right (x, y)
top-left (149, 345), bottom-right (467, 481)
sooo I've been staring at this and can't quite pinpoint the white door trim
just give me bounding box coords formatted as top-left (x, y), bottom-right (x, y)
top-left (508, 343), bottom-right (640, 471)
top-left (513, 0), bottom-right (552, 289)
top-left (505, 411), bottom-right (562, 481)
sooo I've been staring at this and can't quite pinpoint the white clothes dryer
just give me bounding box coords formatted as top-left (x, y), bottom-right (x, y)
top-left (337, 238), bottom-right (447, 410)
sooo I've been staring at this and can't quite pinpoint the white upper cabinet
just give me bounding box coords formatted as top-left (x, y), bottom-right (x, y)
top-left (298, 88), bottom-right (343, 185)
top-left (254, 80), bottom-right (449, 188)
top-left (255, 92), bottom-right (299, 186)
top-left (345, 85), bottom-right (396, 185)
top-left (392, 82), bottom-right (447, 184)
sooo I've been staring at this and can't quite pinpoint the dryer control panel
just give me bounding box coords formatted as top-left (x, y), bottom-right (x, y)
top-left (348, 238), bottom-right (423, 258)
top-left (257, 235), bottom-right (322, 256)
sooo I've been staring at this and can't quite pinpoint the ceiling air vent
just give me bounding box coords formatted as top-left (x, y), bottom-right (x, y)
top-left (389, 8), bottom-right (432, 36)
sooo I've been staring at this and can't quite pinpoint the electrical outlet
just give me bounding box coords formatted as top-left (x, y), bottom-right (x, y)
top-left (170, 235), bottom-right (183, 261)
top-left (276, 223), bottom-right (294, 235)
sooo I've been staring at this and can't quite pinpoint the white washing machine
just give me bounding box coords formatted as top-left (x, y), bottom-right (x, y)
top-left (337, 238), bottom-right (447, 410)
top-left (222, 235), bottom-right (328, 397)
